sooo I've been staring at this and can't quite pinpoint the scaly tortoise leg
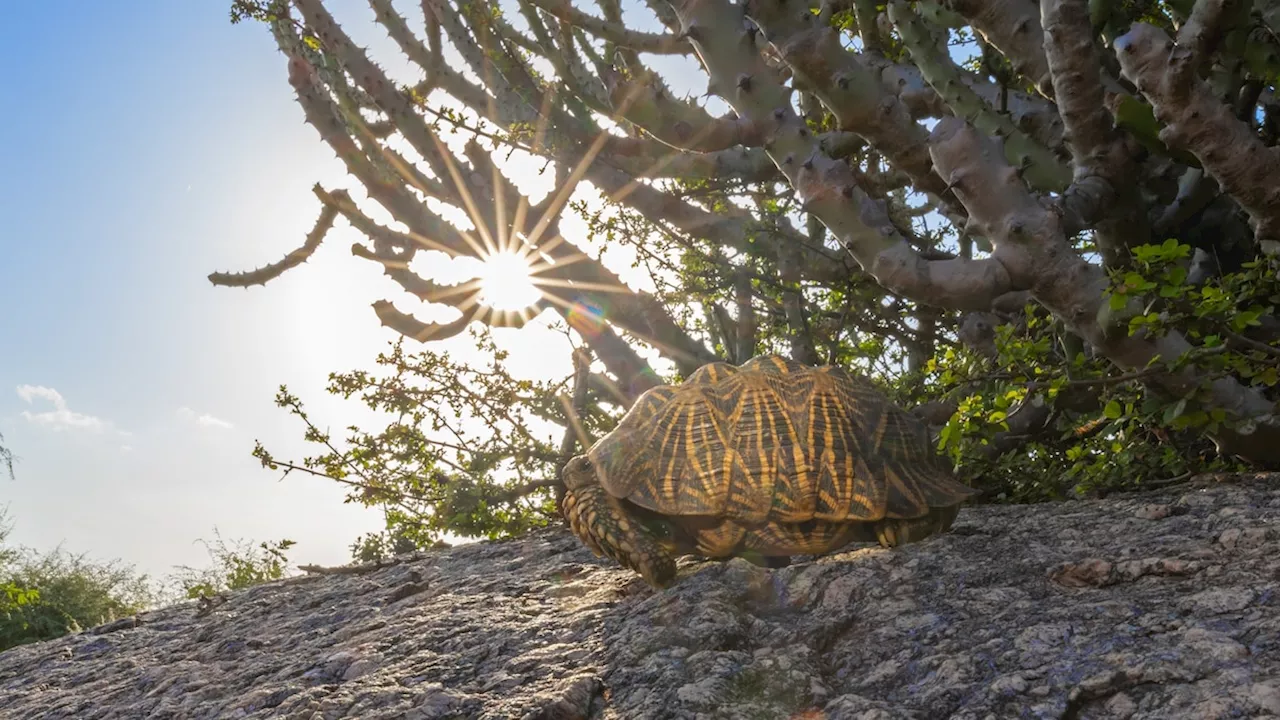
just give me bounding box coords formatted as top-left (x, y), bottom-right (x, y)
top-left (563, 483), bottom-right (677, 588)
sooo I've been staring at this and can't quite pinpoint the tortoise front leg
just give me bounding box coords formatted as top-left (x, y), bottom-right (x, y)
top-left (562, 483), bottom-right (677, 588)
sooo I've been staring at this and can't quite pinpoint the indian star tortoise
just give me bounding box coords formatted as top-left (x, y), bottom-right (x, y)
top-left (561, 354), bottom-right (978, 587)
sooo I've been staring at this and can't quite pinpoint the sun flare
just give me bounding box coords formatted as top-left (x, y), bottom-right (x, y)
top-left (477, 252), bottom-right (541, 311)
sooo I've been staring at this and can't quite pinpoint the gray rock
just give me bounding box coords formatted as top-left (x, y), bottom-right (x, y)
top-left (3, 475), bottom-right (1280, 719)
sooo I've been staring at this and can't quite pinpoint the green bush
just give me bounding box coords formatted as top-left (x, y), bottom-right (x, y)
top-left (920, 239), bottom-right (1271, 501)
top-left (168, 530), bottom-right (296, 599)
top-left (0, 512), bottom-right (155, 652)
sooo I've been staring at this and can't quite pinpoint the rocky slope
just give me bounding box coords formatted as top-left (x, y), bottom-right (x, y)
top-left (2, 474), bottom-right (1279, 719)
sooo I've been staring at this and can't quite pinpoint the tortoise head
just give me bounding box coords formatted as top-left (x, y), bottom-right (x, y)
top-left (561, 454), bottom-right (678, 588)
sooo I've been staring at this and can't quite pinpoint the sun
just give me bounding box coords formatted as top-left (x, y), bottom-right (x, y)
top-left (476, 251), bottom-right (541, 311)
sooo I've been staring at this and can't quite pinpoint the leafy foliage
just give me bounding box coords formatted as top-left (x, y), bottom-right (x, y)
top-left (0, 432), bottom-right (13, 482)
top-left (169, 530), bottom-right (297, 599)
top-left (0, 511), bottom-right (155, 652)
top-left (923, 239), bottom-right (1277, 501)
top-left (0, 502), bottom-right (317, 651)
top-left (253, 329), bottom-right (604, 555)
top-left (218, 0), bottom-right (1280, 550)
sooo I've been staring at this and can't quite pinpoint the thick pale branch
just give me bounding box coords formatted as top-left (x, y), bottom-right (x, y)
top-left (605, 68), bottom-right (762, 152)
top-left (528, 0), bottom-right (693, 53)
top-left (943, 0), bottom-right (1053, 97)
top-left (1115, 23), bottom-right (1280, 243)
top-left (297, 0), bottom-right (461, 189)
top-left (370, 0), bottom-right (435, 72)
top-left (671, 0), bottom-right (1009, 310)
top-left (1041, 0), bottom-right (1148, 261)
top-left (372, 299), bottom-right (478, 343)
top-left (208, 199), bottom-right (338, 287)
top-left (605, 126), bottom-right (864, 181)
top-left (582, 159), bottom-right (859, 284)
top-left (1036, 2), bottom-right (1106, 142)
top-left (872, 245), bottom-right (1014, 311)
top-left (930, 117), bottom-right (1280, 466)
top-left (272, 27), bottom-right (467, 256)
top-left (888, 0), bottom-right (1069, 194)
top-left (743, 0), bottom-right (959, 213)
top-left (864, 56), bottom-right (1064, 151)
top-left (313, 184), bottom-right (467, 258)
top-left (1177, 0), bottom-right (1232, 69)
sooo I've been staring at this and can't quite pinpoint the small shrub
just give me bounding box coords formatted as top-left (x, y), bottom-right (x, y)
top-left (0, 526), bottom-right (155, 652)
top-left (168, 529), bottom-right (296, 599)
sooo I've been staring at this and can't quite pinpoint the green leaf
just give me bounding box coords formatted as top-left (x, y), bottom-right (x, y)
top-left (1113, 96), bottom-right (1202, 168)
top-left (1162, 398), bottom-right (1187, 425)
top-left (1104, 400), bottom-right (1123, 419)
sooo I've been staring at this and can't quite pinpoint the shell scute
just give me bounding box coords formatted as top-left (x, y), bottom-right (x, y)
top-left (620, 387), bottom-right (739, 516)
top-left (629, 385), bottom-right (679, 421)
top-left (684, 362), bottom-right (740, 385)
top-left (739, 354), bottom-right (808, 376)
top-left (720, 376), bottom-right (806, 522)
top-left (586, 355), bottom-right (975, 543)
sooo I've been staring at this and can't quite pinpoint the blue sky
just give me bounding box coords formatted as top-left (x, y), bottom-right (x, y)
top-left (0, 0), bottom-right (972, 585)
top-left (0, 0), bottom-right (579, 579)
top-left (0, 2), bottom-right (1015, 584)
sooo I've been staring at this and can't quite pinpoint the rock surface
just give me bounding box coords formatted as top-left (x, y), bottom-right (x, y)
top-left (3, 475), bottom-right (1280, 719)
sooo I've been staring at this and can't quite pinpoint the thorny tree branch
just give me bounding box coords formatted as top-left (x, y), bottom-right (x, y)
top-left (218, 0), bottom-right (1280, 473)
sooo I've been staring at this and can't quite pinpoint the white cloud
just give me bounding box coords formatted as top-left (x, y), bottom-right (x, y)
top-left (177, 407), bottom-right (234, 430)
top-left (120, 445), bottom-right (134, 453)
top-left (16, 385), bottom-right (109, 432)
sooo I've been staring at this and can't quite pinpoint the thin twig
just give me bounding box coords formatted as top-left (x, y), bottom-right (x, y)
top-left (1224, 330), bottom-right (1280, 359)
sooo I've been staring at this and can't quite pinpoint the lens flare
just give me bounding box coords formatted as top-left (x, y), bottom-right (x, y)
top-left (477, 252), bottom-right (541, 311)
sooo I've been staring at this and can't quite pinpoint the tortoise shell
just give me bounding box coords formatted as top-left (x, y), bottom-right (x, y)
top-left (582, 354), bottom-right (976, 558)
